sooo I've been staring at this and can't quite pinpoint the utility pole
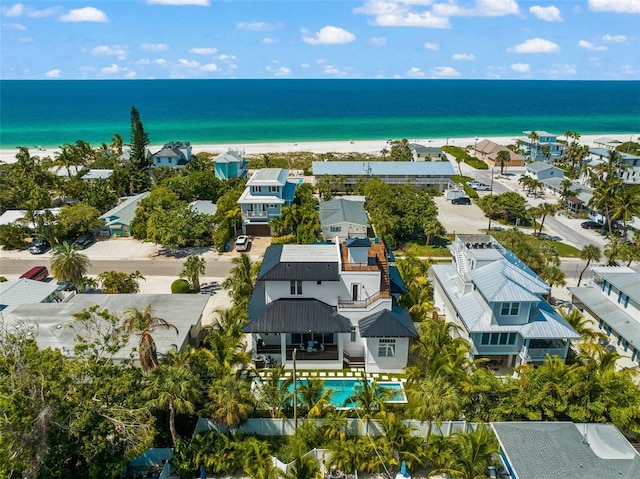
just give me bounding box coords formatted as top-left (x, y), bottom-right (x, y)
top-left (293, 348), bottom-right (298, 432)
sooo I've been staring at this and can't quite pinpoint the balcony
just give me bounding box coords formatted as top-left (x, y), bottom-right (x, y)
top-left (524, 348), bottom-right (566, 361)
top-left (257, 343), bottom-right (339, 361)
top-left (246, 210), bottom-right (268, 218)
top-left (338, 291), bottom-right (389, 308)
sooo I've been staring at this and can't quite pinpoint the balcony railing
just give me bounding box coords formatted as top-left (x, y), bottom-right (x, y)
top-left (246, 210), bottom-right (268, 218)
top-left (338, 291), bottom-right (389, 308)
top-left (524, 348), bottom-right (566, 361)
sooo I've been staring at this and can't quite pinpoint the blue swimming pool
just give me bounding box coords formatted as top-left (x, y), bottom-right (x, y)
top-left (281, 378), bottom-right (407, 408)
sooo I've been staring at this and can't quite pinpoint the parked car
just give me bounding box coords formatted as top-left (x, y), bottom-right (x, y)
top-left (473, 183), bottom-right (491, 191)
top-left (581, 221), bottom-right (602, 230)
top-left (451, 197), bottom-right (471, 205)
top-left (235, 235), bottom-right (250, 251)
top-left (74, 232), bottom-right (95, 249)
top-left (28, 238), bottom-right (50, 254)
top-left (20, 266), bottom-right (49, 281)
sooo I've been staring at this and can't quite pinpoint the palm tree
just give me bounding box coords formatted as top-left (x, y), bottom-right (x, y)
top-left (122, 304), bottom-right (179, 371)
top-left (431, 426), bottom-right (499, 479)
top-left (296, 378), bottom-right (333, 418)
top-left (203, 328), bottom-right (251, 378)
top-left (540, 265), bottom-right (565, 297)
top-left (110, 133), bottom-right (124, 162)
top-left (527, 130), bottom-right (540, 161)
top-left (577, 244), bottom-right (601, 286)
top-left (222, 253), bottom-right (260, 308)
top-left (409, 375), bottom-right (462, 448)
top-left (226, 207), bottom-right (243, 237)
top-left (145, 363), bottom-right (200, 444)
top-left (53, 143), bottom-right (81, 178)
top-left (285, 453), bottom-right (321, 479)
top-left (212, 307), bottom-right (248, 341)
top-left (321, 409), bottom-right (348, 442)
top-left (206, 375), bottom-right (254, 431)
top-left (344, 374), bottom-right (392, 434)
top-left (558, 178), bottom-right (576, 207)
top-left (180, 255), bottom-right (206, 293)
top-left (558, 307), bottom-right (605, 343)
top-left (50, 242), bottom-right (90, 289)
top-left (496, 150), bottom-right (510, 175)
top-left (256, 365), bottom-right (293, 418)
top-left (611, 186), bottom-right (640, 238)
top-left (536, 202), bottom-right (559, 235)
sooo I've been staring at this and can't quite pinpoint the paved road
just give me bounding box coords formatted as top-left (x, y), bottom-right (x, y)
top-left (1, 258), bottom-right (234, 277)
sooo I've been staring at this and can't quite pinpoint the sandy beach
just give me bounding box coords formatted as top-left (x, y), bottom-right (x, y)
top-left (1, 133), bottom-right (637, 164)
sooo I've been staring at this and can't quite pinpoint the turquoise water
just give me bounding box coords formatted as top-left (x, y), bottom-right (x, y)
top-left (1, 80), bottom-right (639, 148)
top-left (283, 378), bottom-right (406, 408)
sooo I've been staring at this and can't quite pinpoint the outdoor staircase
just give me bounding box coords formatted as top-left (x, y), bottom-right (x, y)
top-left (456, 250), bottom-right (468, 274)
top-left (378, 253), bottom-right (390, 294)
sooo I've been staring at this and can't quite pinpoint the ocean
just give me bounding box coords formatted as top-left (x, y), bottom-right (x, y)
top-left (1, 79), bottom-right (639, 148)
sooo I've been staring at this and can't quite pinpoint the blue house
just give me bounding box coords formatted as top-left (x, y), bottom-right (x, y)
top-left (237, 168), bottom-right (298, 235)
top-left (214, 150), bottom-right (248, 180)
top-left (519, 131), bottom-right (564, 162)
top-left (151, 141), bottom-right (192, 168)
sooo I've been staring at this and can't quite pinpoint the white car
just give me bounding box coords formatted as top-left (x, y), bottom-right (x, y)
top-left (474, 183), bottom-right (491, 191)
top-left (235, 235), bottom-right (250, 251)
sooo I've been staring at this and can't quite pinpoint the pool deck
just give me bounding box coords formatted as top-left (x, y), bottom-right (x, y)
top-left (254, 368), bottom-right (407, 384)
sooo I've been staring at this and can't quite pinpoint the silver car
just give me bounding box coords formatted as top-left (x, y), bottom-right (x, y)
top-left (235, 235), bottom-right (250, 251)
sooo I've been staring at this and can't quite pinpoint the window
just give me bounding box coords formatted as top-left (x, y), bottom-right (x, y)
top-left (481, 334), bottom-right (490, 345)
top-left (508, 333), bottom-right (517, 345)
top-left (290, 280), bottom-right (302, 295)
top-left (501, 302), bottom-right (520, 316)
top-left (251, 186), bottom-right (260, 193)
top-left (350, 327), bottom-right (356, 342)
top-left (330, 226), bottom-right (342, 232)
top-left (269, 186), bottom-right (279, 193)
top-left (378, 339), bottom-right (396, 357)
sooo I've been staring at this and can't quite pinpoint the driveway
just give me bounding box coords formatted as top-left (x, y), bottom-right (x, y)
top-left (434, 196), bottom-right (489, 234)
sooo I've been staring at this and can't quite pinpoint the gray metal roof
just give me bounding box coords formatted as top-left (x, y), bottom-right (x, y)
top-left (522, 130), bottom-right (558, 138)
top-left (312, 161), bottom-right (455, 177)
top-left (492, 422), bottom-right (640, 479)
top-left (470, 260), bottom-right (548, 303)
top-left (189, 200), bottom-right (218, 216)
top-left (5, 294), bottom-right (210, 361)
top-left (595, 270), bottom-right (640, 304)
top-left (526, 161), bottom-right (556, 173)
top-left (319, 198), bottom-right (369, 228)
top-left (432, 263), bottom-right (578, 339)
top-left (99, 192), bottom-right (150, 226)
top-left (247, 168), bottom-right (288, 186)
top-left (214, 151), bottom-right (245, 164)
top-left (82, 169), bottom-right (113, 180)
top-left (359, 308), bottom-right (417, 338)
top-left (243, 298), bottom-right (351, 333)
top-left (152, 147), bottom-right (183, 158)
top-left (569, 286), bottom-right (640, 347)
top-left (0, 279), bottom-right (59, 315)
top-left (257, 245), bottom-right (340, 281)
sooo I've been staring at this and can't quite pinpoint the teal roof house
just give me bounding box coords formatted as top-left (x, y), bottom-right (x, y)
top-left (214, 150), bottom-right (248, 180)
top-left (99, 192), bottom-right (149, 237)
top-left (319, 197), bottom-right (369, 240)
top-left (569, 266), bottom-right (640, 370)
top-left (432, 234), bottom-right (579, 374)
top-left (518, 130), bottom-right (564, 162)
top-left (151, 141), bottom-right (192, 168)
top-left (237, 168), bottom-right (298, 236)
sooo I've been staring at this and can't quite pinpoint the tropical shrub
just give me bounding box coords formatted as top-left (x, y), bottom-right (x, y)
top-left (171, 279), bottom-right (192, 294)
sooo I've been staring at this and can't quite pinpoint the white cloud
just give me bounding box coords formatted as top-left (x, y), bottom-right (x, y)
top-left (178, 58), bottom-right (200, 68)
top-left (406, 67), bottom-right (426, 78)
top-left (147, 0), bottom-right (209, 5)
top-left (45, 68), bottom-right (61, 78)
top-left (620, 64), bottom-right (636, 75)
top-left (452, 53), bottom-right (475, 61)
top-left (236, 21), bottom-right (281, 31)
top-left (2, 3), bottom-right (58, 18)
top-left (511, 63), bottom-right (531, 72)
top-left (262, 37), bottom-right (279, 45)
top-left (101, 64), bottom-right (120, 74)
top-left (60, 7), bottom-right (108, 23)
top-left (588, 0), bottom-right (640, 13)
top-left (141, 43), bottom-right (169, 51)
top-left (375, 12), bottom-right (450, 28)
top-left (602, 34), bottom-right (628, 43)
top-left (189, 47), bottom-right (217, 55)
top-left (508, 38), bottom-right (560, 53)
top-left (423, 42), bottom-right (438, 51)
top-left (323, 65), bottom-right (346, 76)
top-left (432, 0), bottom-right (520, 17)
top-left (353, 1), bottom-right (450, 28)
top-left (3, 22), bottom-right (26, 30)
top-left (267, 66), bottom-right (292, 77)
top-left (301, 63), bottom-right (310, 68)
top-left (92, 45), bottom-right (128, 60)
top-left (155, 58), bottom-right (167, 66)
top-left (218, 54), bottom-right (237, 61)
top-left (368, 36), bottom-right (387, 47)
top-left (529, 5), bottom-right (563, 22)
top-left (302, 26), bottom-right (356, 45)
top-left (578, 40), bottom-right (607, 51)
top-left (16, 36), bottom-right (33, 43)
top-left (545, 64), bottom-right (578, 77)
top-left (201, 63), bottom-right (218, 72)
top-left (125, 71), bottom-right (137, 78)
top-left (430, 66), bottom-right (462, 78)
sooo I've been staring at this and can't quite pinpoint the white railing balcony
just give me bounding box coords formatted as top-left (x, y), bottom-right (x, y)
top-left (246, 210), bottom-right (268, 218)
top-left (523, 348), bottom-right (566, 361)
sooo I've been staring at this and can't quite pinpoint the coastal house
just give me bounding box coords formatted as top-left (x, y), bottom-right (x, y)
top-left (0, 208), bottom-right (61, 228)
top-left (312, 161), bottom-right (455, 192)
top-left (474, 139), bottom-right (525, 168)
top-left (593, 137), bottom-right (624, 150)
top-left (492, 422), bottom-right (640, 479)
top-left (431, 235), bottom-right (580, 372)
top-left (151, 141), bottom-right (192, 168)
top-left (319, 197), bottom-right (369, 240)
top-left (237, 168), bottom-right (299, 236)
top-left (518, 131), bottom-right (564, 162)
top-left (582, 148), bottom-right (640, 186)
top-left (410, 143), bottom-right (444, 161)
top-left (242, 239), bottom-right (417, 373)
top-left (82, 169), bottom-right (113, 181)
top-left (5, 294), bottom-right (210, 363)
top-left (214, 150), bottom-right (248, 180)
top-left (524, 161), bottom-right (565, 181)
top-left (0, 278), bottom-right (64, 316)
top-left (569, 266), bottom-right (640, 369)
top-left (99, 192), bottom-right (150, 237)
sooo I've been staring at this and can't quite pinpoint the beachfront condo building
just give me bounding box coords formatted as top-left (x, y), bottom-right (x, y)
top-left (242, 238), bottom-right (417, 373)
top-left (432, 235), bottom-right (579, 373)
top-left (518, 131), bottom-right (564, 162)
top-left (237, 168), bottom-right (298, 236)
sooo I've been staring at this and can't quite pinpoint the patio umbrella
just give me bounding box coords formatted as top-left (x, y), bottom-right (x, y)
top-left (400, 461), bottom-right (409, 478)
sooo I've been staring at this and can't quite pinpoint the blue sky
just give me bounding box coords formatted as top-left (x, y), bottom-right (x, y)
top-left (1, 0), bottom-right (639, 80)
